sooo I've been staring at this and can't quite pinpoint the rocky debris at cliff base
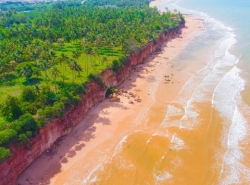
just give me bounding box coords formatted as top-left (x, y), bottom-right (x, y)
top-left (136, 98), bottom-right (142, 102)
top-left (132, 66), bottom-right (145, 72)
top-left (44, 138), bottom-right (64, 158)
top-left (107, 88), bottom-right (142, 105)
top-left (110, 97), bottom-right (120, 102)
top-left (45, 149), bottom-right (57, 157)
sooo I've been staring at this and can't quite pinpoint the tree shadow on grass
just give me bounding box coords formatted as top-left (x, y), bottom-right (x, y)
top-left (1, 81), bottom-right (17, 87)
top-left (22, 78), bottom-right (42, 86)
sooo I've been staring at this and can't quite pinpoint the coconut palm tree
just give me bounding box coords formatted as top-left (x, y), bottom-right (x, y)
top-left (20, 65), bottom-right (33, 84)
top-left (72, 50), bottom-right (81, 60)
top-left (68, 60), bottom-right (82, 81)
top-left (50, 67), bottom-right (60, 92)
top-left (40, 60), bottom-right (50, 84)
top-left (8, 60), bottom-right (17, 69)
top-left (57, 53), bottom-right (69, 75)
top-left (101, 57), bottom-right (108, 67)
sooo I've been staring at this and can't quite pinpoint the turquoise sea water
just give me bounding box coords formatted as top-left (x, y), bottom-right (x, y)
top-left (159, 0), bottom-right (250, 102)
top-left (167, 0), bottom-right (250, 56)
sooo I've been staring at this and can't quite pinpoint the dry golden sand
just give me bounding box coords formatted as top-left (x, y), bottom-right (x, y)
top-left (17, 14), bottom-right (207, 185)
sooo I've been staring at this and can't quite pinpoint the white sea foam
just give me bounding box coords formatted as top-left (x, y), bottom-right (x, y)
top-left (214, 33), bottom-right (236, 59)
top-left (214, 66), bottom-right (250, 184)
top-left (165, 11), bottom-right (237, 130)
top-left (113, 130), bottom-right (145, 156)
top-left (146, 131), bottom-right (170, 144)
top-left (165, 104), bottom-right (183, 118)
top-left (82, 158), bottom-right (106, 185)
top-left (161, 31), bottom-right (236, 128)
top-left (170, 134), bottom-right (185, 150)
top-left (178, 40), bottom-right (237, 129)
top-left (112, 135), bottom-right (128, 156)
top-left (213, 67), bottom-right (242, 122)
top-left (154, 171), bottom-right (173, 182)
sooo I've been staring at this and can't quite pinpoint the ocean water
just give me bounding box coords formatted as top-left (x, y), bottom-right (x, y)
top-left (74, 1), bottom-right (250, 184)
top-left (161, 0), bottom-right (250, 104)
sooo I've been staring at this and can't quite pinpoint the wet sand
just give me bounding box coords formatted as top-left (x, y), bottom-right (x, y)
top-left (17, 8), bottom-right (206, 185)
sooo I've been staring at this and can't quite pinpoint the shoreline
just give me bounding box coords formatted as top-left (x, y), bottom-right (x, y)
top-left (16, 12), bottom-right (204, 185)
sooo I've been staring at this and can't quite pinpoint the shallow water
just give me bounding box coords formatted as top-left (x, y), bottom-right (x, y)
top-left (81, 1), bottom-right (250, 184)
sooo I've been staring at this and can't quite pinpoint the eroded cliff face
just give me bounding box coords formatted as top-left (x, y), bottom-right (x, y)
top-left (0, 26), bottom-right (183, 185)
top-left (0, 82), bottom-right (105, 185)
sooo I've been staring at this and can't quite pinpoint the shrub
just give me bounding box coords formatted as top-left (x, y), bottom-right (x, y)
top-left (53, 101), bottom-right (64, 118)
top-left (18, 133), bottom-right (29, 145)
top-left (18, 114), bottom-right (38, 134)
top-left (36, 109), bottom-right (46, 126)
top-left (21, 101), bottom-right (39, 115)
top-left (21, 86), bottom-right (37, 102)
top-left (88, 73), bottom-right (98, 81)
top-left (44, 107), bottom-right (54, 119)
top-left (0, 147), bottom-right (11, 163)
top-left (38, 101), bottom-right (65, 119)
top-left (0, 72), bottom-right (16, 84)
top-left (72, 84), bottom-right (86, 95)
top-left (106, 87), bottom-right (116, 97)
top-left (36, 109), bottom-right (44, 117)
top-left (40, 85), bottom-right (57, 105)
top-left (0, 129), bottom-right (17, 147)
top-left (36, 117), bottom-right (46, 127)
top-left (72, 95), bottom-right (82, 106)
top-left (112, 59), bottom-right (121, 72)
top-left (23, 102), bottom-right (39, 115)
top-left (58, 82), bottom-right (86, 95)
top-left (58, 96), bottom-right (70, 105)
top-left (16, 63), bottom-right (33, 82)
top-left (10, 113), bottom-right (38, 137)
top-left (0, 95), bottom-right (23, 121)
top-left (119, 56), bottom-right (128, 65)
top-left (88, 73), bottom-right (106, 90)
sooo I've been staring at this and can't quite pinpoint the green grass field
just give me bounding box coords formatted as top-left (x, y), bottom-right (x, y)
top-left (0, 40), bottom-right (125, 127)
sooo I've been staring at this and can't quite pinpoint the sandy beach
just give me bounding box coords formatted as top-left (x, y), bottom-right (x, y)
top-left (17, 2), bottom-right (205, 184)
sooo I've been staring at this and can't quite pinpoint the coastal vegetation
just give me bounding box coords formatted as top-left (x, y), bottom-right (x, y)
top-left (0, 0), bottom-right (184, 162)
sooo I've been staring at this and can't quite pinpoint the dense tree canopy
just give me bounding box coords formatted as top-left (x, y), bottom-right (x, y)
top-left (85, 0), bottom-right (151, 7)
top-left (0, 0), bottom-right (82, 12)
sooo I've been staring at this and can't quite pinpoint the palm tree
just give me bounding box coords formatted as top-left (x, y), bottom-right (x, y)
top-left (34, 85), bottom-right (40, 94)
top-left (50, 67), bottom-right (60, 92)
top-left (40, 60), bottom-right (50, 84)
top-left (101, 57), bottom-right (108, 67)
top-left (83, 46), bottom-right (92, 74)
top-left (68, 60), bottom-right (82, 81)
top-left (8, 60), bottom-right (17, 69)
top-left (20, 65), bottom-right (33, 84)
top-left (72, 50), bottom-right (81, 60)
top-left (57, 53), bottom-right (69, 74)
top-left (91, 47), bottom-right (102, 65)
top-left (33, 66), bottom-right (42, 78)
